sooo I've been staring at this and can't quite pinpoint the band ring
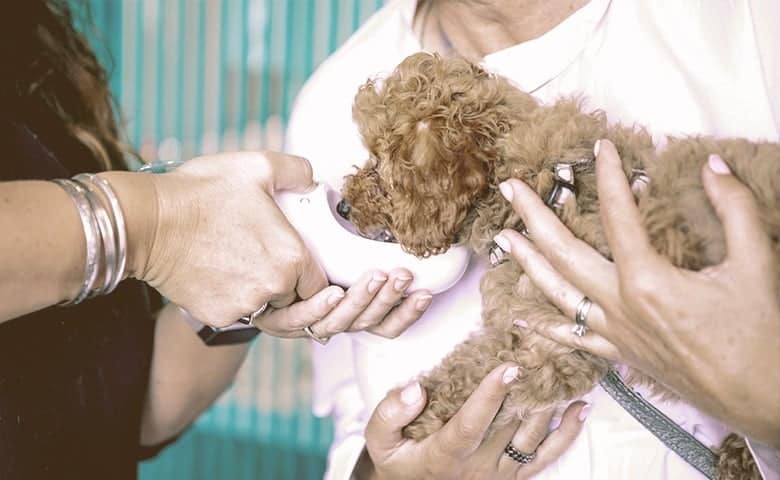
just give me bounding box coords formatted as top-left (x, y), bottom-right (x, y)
top-left (239, 302), bottom-right (269, 327)
top-left (303, 325), bottom-right (330, 345)
top-left (505, 442), bottom-right (536, 465)
top-left (572, 296), bottom-right (592, 337)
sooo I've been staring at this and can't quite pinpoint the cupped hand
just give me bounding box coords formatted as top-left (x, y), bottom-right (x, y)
top-left (494, 140), bottom-right (780, 446)
top-left (358, 363), bottom-right (588, 480)
top-left (259, 267), bottom-right (432, 341)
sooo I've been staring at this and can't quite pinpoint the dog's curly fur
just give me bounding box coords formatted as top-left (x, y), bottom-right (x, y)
top-left (343, 52), bottom-right (778, 480)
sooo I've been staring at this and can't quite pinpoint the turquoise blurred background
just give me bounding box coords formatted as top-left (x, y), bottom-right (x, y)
top-left (77, 1), bottom-right (387, 478)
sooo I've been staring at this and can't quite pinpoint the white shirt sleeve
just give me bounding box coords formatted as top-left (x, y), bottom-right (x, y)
top-left (748, 0), bottom-right (780, 135)
top-left (747, 438), bottom-right (780, 480)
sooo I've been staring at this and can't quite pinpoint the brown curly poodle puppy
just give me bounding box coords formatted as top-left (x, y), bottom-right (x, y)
top-left (341, 52), bottom-right (776, 479)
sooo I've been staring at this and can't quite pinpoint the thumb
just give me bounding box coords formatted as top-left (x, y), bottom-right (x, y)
top-left (365, 382), bottom-right (426, 459)
top-left (701, 154), bottom-right (772, 265)
top-left (264, 151), bottom-right (316, 193)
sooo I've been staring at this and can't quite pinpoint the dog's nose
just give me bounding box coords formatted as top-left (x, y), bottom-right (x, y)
top-left (336, 199), bottom-right (351, 219)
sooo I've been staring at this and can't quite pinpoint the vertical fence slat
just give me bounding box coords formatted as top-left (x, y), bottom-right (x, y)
top-left (154, 0), bottom-right (165, 145)
top-left (175, 0), bottom-right (186, 156)
top-left (194, 0), bottom-right (206, 155)
top-left (132, 0), bottom-right (145, 149)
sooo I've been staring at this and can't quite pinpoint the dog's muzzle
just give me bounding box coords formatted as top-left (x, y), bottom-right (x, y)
top-left (336, 198), bottom-right (398, 243)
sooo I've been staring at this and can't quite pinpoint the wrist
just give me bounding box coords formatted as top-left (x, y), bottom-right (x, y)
top-left (99, 171), bottom-right (159, 282)
top-left (354, 449), bottom-right (381, 480)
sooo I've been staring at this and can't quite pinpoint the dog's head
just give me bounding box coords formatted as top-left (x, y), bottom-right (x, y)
top-left (342, 53), bottom-right (537, 257)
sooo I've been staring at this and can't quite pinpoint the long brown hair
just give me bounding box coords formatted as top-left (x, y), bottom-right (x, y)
top-left (0, 0), bottom-right (133, 172)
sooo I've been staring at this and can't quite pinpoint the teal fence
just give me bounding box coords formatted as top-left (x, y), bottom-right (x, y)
top-left (80, 1), bottom-right (386, 479)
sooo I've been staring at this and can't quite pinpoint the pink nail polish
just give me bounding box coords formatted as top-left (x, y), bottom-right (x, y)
top-left (394, 276), bottom-right (412, 292)
top-left (502, 365), bottom-right (520, 384)
top-left (593, 139), bottom-right (601, 158)
top-left (549, 416), bottom-right (562, 431)
top-left (514, 319), bottom-right (529, 328)
top-left (415, 294), bottom-right (433, 311)
top-left (367, 274), bottom-right (387, 294)
top-left (327, 290), bottom-right (345, 306)
top-left (493, 233), bottom-right (511, 253)
top-left (578, 403), bottom-right (591, 422)
top-left (708, 154), bottom-right (731, 175)
top-left (499, 181), bottom-right (514, 202)
top-left (401, 382), bottom-right (422, 405)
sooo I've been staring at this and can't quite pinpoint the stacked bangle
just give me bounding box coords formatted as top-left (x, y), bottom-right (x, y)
top-left (53, 174), bottom-right (129, 305)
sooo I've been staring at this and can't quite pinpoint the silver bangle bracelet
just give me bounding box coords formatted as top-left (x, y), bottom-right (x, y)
top-left (73, 175), bottom-right (116, 297)
top-left (52, 179), bottom-right (102, 305)
top-left (89, 174), bottom-right (128, 294)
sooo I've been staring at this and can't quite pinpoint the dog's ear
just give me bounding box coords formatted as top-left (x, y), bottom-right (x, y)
top-left (388, 121), bottom-right (490, 257)
top-left (353, 79), bottom-right (389, 161)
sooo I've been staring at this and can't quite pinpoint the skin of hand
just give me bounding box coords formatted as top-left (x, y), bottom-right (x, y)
top-left (105, 151), bottom-right (431, 337)
top-left (494, 139), bottom-right (780, 447)
top-left (357, 363), bottom-right (589, 480)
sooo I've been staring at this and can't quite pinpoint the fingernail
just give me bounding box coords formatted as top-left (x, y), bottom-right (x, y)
top-left (549, 416), bottom-right (562, 431)
top-left (578, 403), bottom-right (591, 422)
top-left (593, 139), bottom-right (601, 158)
top-left (499, 181), bottom-right (514, 202)
top-left (401, 382), bottom-right (422, 405)
top-left (327, 289), bottom-right (345, 306)
top-left (708, 154), bottom-right (731, 175)
top-left (367, 273), bottom-right (387, 294)
top-left (493, 233), bottom-right (511, 253)
top-left (514, 319), bottom-right (529, 328)
top-left (415, 294), bottom-right (433, 311)
top-left (502, 365), bottom-right (520, 384)
top-left (394, 276), bottom-right (412, 292)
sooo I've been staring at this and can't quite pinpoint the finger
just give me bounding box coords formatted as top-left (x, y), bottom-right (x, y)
top-left (498, 410), bottom-right (555, 473)
top-left (264, 151), bottom-right (316, 193)
top-left (295, 248), bottom-right (328, 300)
top-left (528, 320), bottom-right (622, 361)
top-left (498, 179), bottom-right (616, 307)
top-left (435, 363), bottom-right (519, 458)
top-left (349, 269), bottom-right (414, 331)
top-left (510, 410), bottom-right (555, 454)
top-left (365, 381), bottom-right (427, 463)
top-left (701, 154), bottom-right (773, 266)
top-left (496, 229), bottom-right (612, 335)
top-left (367, 290), bottom-right (432, 339)
top-left (307, 270), bottom-right (387, 337)
top-left (268, 290), bottom-right (297, 310)
top-left (594, 139), bottom-right (666, 277)
top-left (256, 285), bottom-right (344, 336)
top-left (517, 402), bottom-right (588, 479)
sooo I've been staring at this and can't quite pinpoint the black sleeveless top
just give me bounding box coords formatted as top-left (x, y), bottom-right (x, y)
top-left (0, 107), bottom-right (162, 479)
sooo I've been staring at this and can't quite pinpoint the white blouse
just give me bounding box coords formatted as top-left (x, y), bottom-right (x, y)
top-left (286, 0), bottom-right (780, 478)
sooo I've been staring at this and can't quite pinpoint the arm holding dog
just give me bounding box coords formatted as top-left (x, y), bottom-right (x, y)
top-left (357, 363), bottom-right (588, 480)
top-left (497, 140), bottom-right (780, 447)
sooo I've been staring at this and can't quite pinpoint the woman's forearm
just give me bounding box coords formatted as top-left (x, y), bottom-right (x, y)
top-left (0, 174), bottom-right (155, 323)
top-left (0, 181), bottom-right (87, 321)
top-left (140, 303), bottom-right (250, 445)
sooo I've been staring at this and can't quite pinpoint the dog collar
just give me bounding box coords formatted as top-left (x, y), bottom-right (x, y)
top-left (488, 158), bottom-right (650, 267)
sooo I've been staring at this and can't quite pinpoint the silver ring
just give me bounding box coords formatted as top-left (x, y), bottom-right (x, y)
top-left (489, 241), bottom-right (508, 267)
top-left (239, 302), bottom-right (269, 327)
top-left (505, 442), bottom-right (536, 464)
top-left (303, 325), bottom-right (330, 345)
top-left (572, 296), bottom-right (592, 337)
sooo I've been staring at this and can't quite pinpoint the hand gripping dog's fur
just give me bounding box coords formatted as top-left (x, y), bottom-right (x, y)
top-left (342, 52), bottom-right (776, 479)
